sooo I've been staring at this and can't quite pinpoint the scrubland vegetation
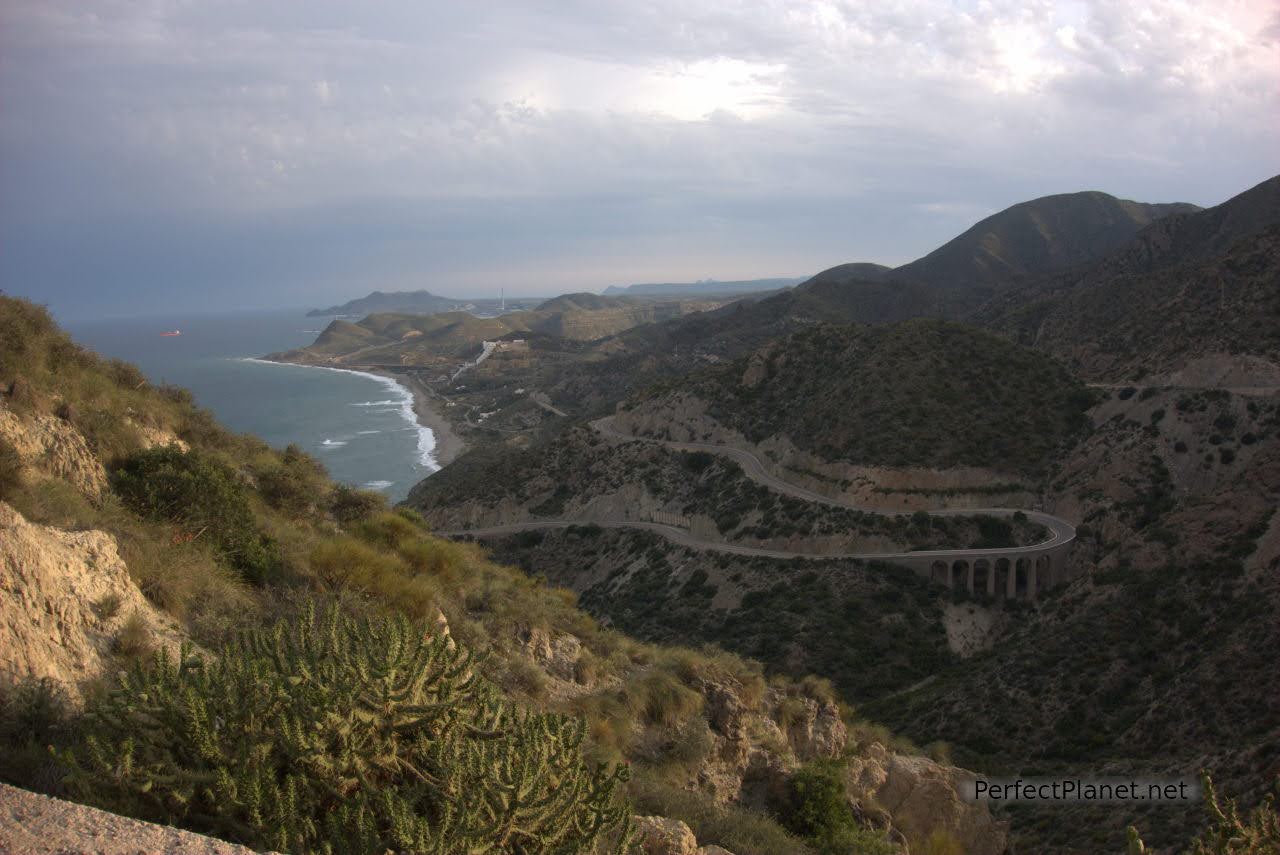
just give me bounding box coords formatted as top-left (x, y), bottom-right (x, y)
top-left (0, 295), bottom-right (903, 854)
top-left (641, 319), bottom-right (1094, 476)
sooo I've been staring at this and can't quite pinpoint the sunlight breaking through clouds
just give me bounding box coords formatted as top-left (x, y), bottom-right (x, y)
top-left (0, 0), bottom-right (1276, 317)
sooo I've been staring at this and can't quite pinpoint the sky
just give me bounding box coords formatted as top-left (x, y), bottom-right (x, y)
top-left (1, 1), bottom-right (1277, 320)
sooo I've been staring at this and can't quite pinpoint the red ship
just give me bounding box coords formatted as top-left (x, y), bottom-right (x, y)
top-left (160, 329), bottom-right (181, 337)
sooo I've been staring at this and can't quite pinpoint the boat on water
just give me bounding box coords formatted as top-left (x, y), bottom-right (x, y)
top-left (160, 329), bottom-right (181, 337)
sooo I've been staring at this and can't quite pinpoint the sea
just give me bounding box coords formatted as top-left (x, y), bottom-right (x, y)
top-left (65, 309), bottom-right (437, 502)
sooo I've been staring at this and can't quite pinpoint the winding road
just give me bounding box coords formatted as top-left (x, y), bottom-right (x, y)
top-left (439, 416), bottom-right (1076, 567)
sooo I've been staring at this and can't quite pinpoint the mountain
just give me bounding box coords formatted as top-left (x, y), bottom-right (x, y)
top-left (544, 189), bottom-right (1202, 401)
top-left (306, 289), bottom-right (545, 317)
top-left (893, 191), bottom-right (1200, 289)
top-left (976, 174), bottom-right (1280, 382)
top-left (275, 296), bottom-right (725, 370)
top-left (867, 378), bottom-right (1280, 851)
top-left (603, 277), bottom-right (806, 297)
top-left (394, 175), bottom-right (1280, 853)
top-left (307, 289), bottom-right (464, 316)
top-left (534, 292), bottom-right (635, 312)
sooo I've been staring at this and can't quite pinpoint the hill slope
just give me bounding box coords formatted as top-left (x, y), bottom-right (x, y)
top-left (893, 191), bottom-right (1200, 289)
top-left (977, 174), bottom-right (1280, 382)
top-left (604, 277), bottom-right (806, 297)
top-left (1, 295), bottom-right (1018, 855)
top-left (622, 320), bottom-right (1093, 476)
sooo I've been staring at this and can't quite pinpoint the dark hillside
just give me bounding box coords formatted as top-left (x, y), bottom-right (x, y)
top-left (975, 174), bottom-right (1280, 381)
top-left (893, 191), bottom-right (1199, 289)
top-left (632, 320), bottom-right (1093, 475)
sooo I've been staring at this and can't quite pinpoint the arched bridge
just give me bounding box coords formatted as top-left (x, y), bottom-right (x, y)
top-left (438, 417), bottom-right (1077, 601)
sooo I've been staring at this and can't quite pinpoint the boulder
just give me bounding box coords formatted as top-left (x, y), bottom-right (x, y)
top-left (846, 742), bottom-right (1009, 855)
top-left (632, 815), bottom-right (698, 855)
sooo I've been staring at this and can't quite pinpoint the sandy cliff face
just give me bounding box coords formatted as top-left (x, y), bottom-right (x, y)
top-left (0, 502), bottom-right (184, 701)
top-left (0, 410), bottom-right (108, 497)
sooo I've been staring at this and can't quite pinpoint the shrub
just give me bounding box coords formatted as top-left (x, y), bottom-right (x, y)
top-left (630, 774), bottom-right (809, 855)
top-left (256, 465), bottom-right (316, 514)
top-left (111, 612), bottom-right (154, 662)
top-left (1128, 772), bottom-right (1279, 855)
top-left (777, 760), bottom-right (896, 854)
top-left (972, 515), bottom-right (1014, 549)
top-left (0, 677), bottom-right (73, 792)
top-left (255, 445), bottom-right (328, 515)
top-left (0, 435), bottom-right (23, 500)
top-left (624, 671), bottom-right (704, 729)
top-left (329, 484), bottom-right (386, 523)
top-left (111, 446), bottom-right (281, 584)
top-left (64, 604), bottom-right (633, 855)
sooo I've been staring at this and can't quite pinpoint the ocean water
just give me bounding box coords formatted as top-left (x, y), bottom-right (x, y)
top-left (65, 309), bottom-right (437, 502)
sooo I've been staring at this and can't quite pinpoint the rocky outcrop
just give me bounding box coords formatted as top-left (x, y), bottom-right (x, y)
top-left (632, 815), bottom-right (699, 855)
top-left (0, 502), bottom-right (184, 701)
top-left (631, 815), bottom-right (737, 855)
top-left (846, 742), bottom-right (1008, 855)
top-left (0, 409), bottom-right (107, 497)
top-left (518, 625), bottom-right (585, 683)
top-left (785, 695), bottom-right (848, 761)
top-left (128, 418), bottom-right (189, 452)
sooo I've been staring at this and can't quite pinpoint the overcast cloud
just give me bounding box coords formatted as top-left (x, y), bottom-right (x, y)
top-left (1, 0), bottom-right (1276, 318)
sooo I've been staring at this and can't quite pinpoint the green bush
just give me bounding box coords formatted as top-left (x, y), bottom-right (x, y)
top-left (111, 446), bottom-right (281, 584)
top-left (64, 604), bottom-right (633, 855)
top-left (777, 760), bottom-right (895, 855)
top-left (257, 449), bottom-right (326, 515)
top-left (329, 484), bottom-right (387, 524)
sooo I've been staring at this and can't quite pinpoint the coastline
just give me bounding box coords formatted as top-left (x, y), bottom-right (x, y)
top-left (249, 356), bottom-right (465, 471)
top-left (365, 368), bottom-right (466, 468)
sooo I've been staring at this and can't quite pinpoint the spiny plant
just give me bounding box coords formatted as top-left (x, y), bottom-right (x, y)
top-left (63, 603), bottom-right (633, 854)
top-left (1127, 772), bottom-right (1280, 855)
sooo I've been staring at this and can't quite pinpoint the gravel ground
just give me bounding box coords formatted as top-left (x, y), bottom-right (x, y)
top-left (0, 784), bottom-right (268, 854)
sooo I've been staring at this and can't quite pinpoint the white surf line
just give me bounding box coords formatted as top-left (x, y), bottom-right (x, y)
top-left (240, 358), bottom-right (440, 472)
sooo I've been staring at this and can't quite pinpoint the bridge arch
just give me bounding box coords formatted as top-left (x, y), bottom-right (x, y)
top-left (1015, 557), bottom-right (1032, 598)
top-left (931, 560), bottom-right (949, 588)
top-left (973, 558), bottom-right (991, 596)
top-left (994, 558), bottom-right (1011, 598)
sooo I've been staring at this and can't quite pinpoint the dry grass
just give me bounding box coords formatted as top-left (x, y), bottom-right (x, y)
top-left (111, 612), bottom-right (154, 662)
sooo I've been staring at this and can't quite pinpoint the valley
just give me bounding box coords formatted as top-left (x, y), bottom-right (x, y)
top-left (10, 175), bottom-right (1273, 855)
top-left (7, 6), bottom-right (1278, 854)
top-left (392, 175), bottom-right (1280, 854)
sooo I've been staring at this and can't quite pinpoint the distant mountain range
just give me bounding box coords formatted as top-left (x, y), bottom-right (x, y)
top-left (306, 290), bottom-right (544, 317)
top-left (603, 277), bottom-right (806, 297)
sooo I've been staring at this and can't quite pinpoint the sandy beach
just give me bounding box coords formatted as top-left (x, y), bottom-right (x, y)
top-left (258, 354), bottom-right (468, 470)
top-left (368, 368), bottom-right (467, 468)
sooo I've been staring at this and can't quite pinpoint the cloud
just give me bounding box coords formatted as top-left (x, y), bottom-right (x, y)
top-left (1, 0), bottom-right (1276, 318)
